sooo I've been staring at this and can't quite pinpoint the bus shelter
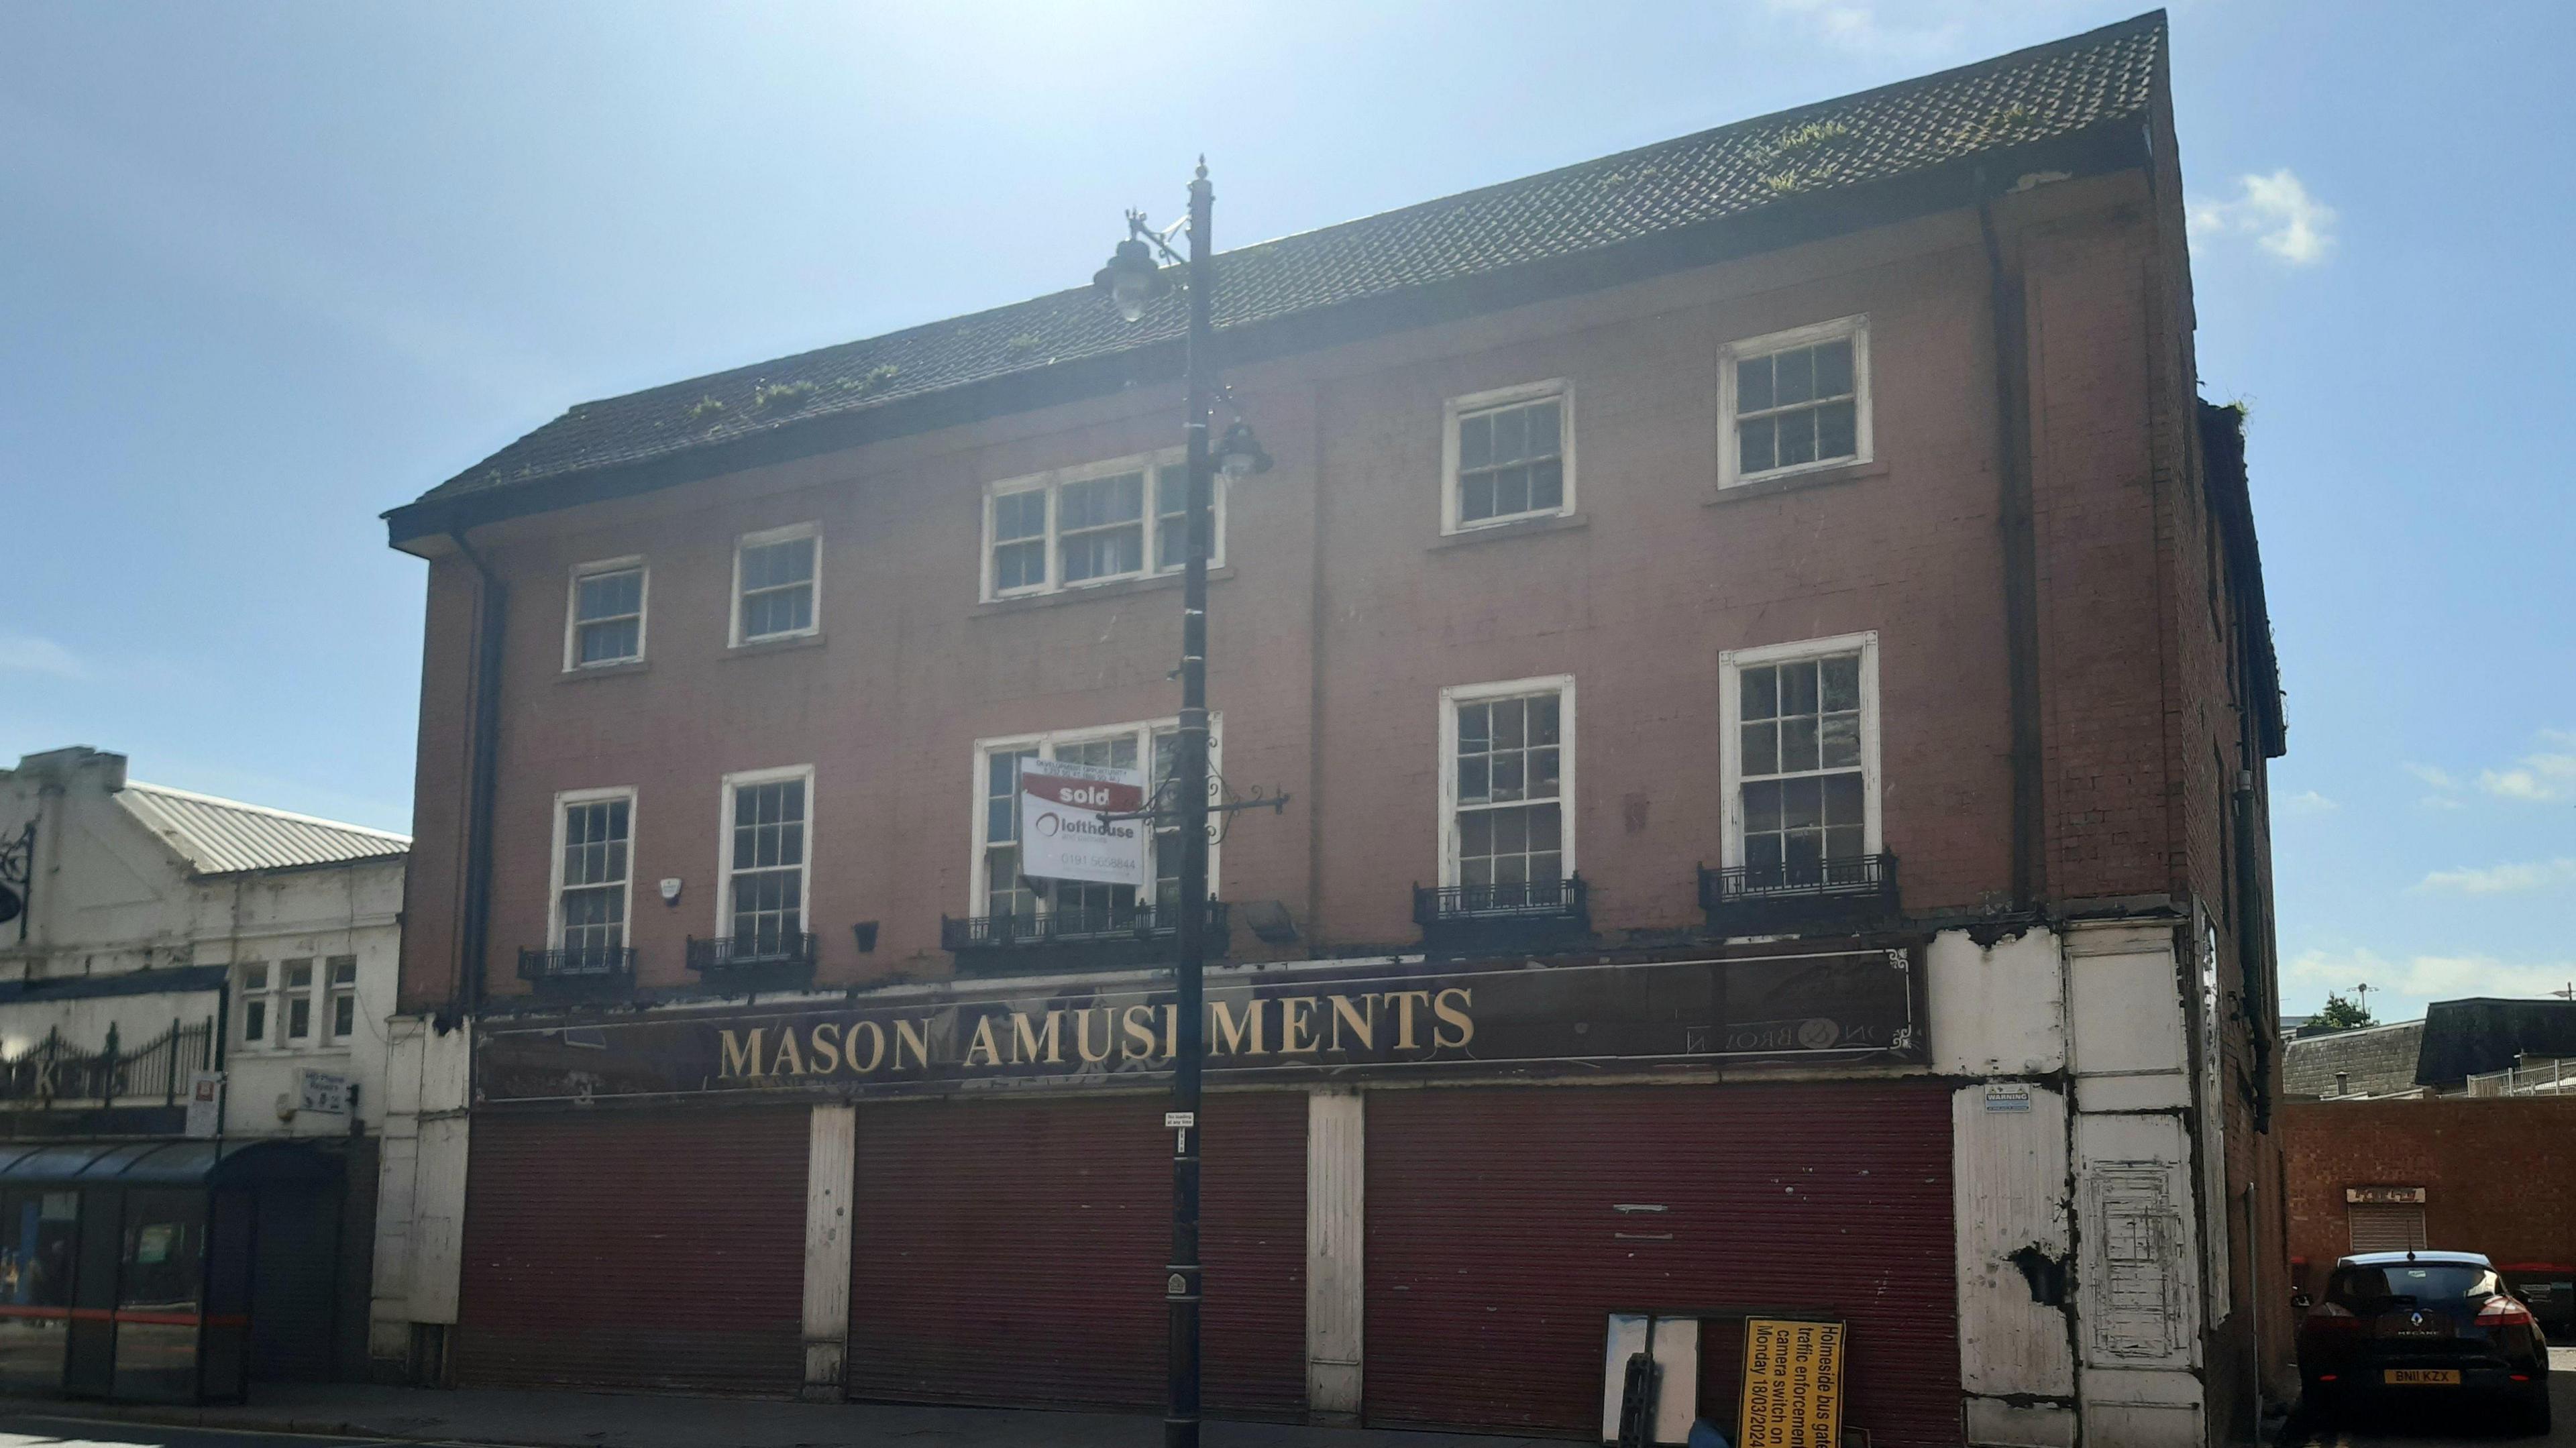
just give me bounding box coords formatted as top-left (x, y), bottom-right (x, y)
top-left (0, 1139), bottom-right (339, 1402)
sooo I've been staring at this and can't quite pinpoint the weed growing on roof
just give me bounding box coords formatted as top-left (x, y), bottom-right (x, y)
top-left (1953, 103), bottom-right (2037, 148)
top-left (1760, 170), bottom-right (1805, 194)
top-left (839, 364), bottom-right (900, 395)
top-left (1006, 333), bottom-right (1044, 353)
top-left (751, 380), bottom-right (816, 412)
top-left (685, 395), bottom-right (725, 423)
top-left (1774, 119), bottom-right (1850, 153)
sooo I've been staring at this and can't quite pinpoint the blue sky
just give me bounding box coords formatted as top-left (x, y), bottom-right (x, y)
top-left (3, 2), bottom-right (2567, 1021)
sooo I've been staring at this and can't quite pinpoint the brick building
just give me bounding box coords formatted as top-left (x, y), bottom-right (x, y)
top-left (368, 14), bottom-right (2288, 1448)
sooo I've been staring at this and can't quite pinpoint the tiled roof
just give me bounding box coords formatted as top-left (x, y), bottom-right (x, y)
top-left (2282, 1020), bottom-right (2426, 1101)
top-left (407, 12), bottom-right (2164, 513)
top-left (117, 782), bottom-right (409, 877)
top-left (2414, 998), bottom-right (2576, 1088)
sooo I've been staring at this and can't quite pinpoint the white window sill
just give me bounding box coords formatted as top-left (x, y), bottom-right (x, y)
top-left (559, 659), bottom-right (649, 683)
top-left (1708, 459), bottom-right (1888, 507)
top-left (725, 631), bottom-right (826, 659)
top-left (974, 566), bottom-right (1234, 616)
top-left (1430, 511), bottom-right (1588, 551)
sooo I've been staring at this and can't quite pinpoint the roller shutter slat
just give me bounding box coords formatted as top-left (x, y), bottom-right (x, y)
top-left (457, 1109), bottom-right (809, 1395)
top-left (1364, 1082), bottom-right (1962, 1446)
top-left (848, 1093), bottom-right (1305, 1415)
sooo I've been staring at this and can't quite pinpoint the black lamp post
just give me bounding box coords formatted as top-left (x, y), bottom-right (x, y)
top-left (1095, 158), bottom-right (1269, 1448)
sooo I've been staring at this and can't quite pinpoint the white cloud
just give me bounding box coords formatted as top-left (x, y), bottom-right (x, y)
top-left (2190, 168), bottom-right (2338, 266)
top-left (2420, 795), bottom-right (2466, 812)
top-left (2284, 789), bottom-right (2337, 815)
top-left (2287, 946), bottom-right (2576, 1014)
top-left (1762, 0), bottom-right (1966, 58)
top-left (2476, 732), bottom-right (2576, 802)
top-left (2416, 858), bottom-right (2576, 895)
top-left (2405, 763), bottom-right (2457, 789)
top-left (0, 633), bottom-right (85, 680)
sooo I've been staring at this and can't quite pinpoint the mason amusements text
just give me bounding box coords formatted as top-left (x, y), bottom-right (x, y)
top-left (717, 989), bottom-right (1475, 1081)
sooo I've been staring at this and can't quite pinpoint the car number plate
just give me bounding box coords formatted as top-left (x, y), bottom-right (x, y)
top-left (2383, 1369), bottom-right (2461, 1386)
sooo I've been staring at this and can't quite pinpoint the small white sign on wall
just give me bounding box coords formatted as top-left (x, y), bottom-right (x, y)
top-left (182, 1071), bottom-right (223, 1138)
top-left (298, 1068), bottom-right (352, 1116)
top-left (1984, 1082), bottom-right (2033, 1112)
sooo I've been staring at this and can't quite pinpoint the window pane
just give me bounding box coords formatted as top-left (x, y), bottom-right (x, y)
top-left (1815, 338), bottom-right (1854, 398)
top-left (1529, 746), bottom-right (1559, 795)
top-left (1529, 693), bottom-right (1560, 745)
top-left (1530, 459), bottom-right (1564, 512)
top-left (579, 618), bottom-right (639, 664)
top-left (1820, 713), bottom-right (1861, 769)
top-left (287, 997), bottom-right (311, 1040)
top-left (333, 995), bottom-right (356, 1038)
top-left (1529, 851), bottom-right (1562, 885)
top-left (284, 961), bottom-right (313, 990)
top-left (1740, 665), bottom-right (1778, 720)
top-left (1493, 702), bottom-right (1525, 750)
top-left (1460, 475), bottom-right (1495, 522)
top-left (1491, 753), bottom-right (1523, 802)
top-left (1737, 355), bottom-right (1774, 413)
top-left (1778, 409), bottom-right (1817, 467)
top-left (243, 964), bottom-right (266, 990)
top-left (1816, 399), bottom-right (1857, 461)
top-left (1780, 716), bottom-right (1821, 773)
top-left (1738, 416), bottom-right (1776, 476)
top-left (1457, 755), bottom-right (1489, 803)
top-left (1743, 779), bottom-right (1782, 834)
top-left (1741, 721), bottom-right (1778, 777)
top-left (1786, 829), bottom-right (1823, 877)
top-left (1780, 776), bottom-right (1823, 830)
top-left (1825, 826), bottom-right (1866, 861)
top-left (1458, 414), bottom-right (1491, 470)
top-left (244, 1001), bottom-right (266, 1043)
top-left (329, 957), bottom-right (356, 985)
top-left (1494, 465), bottom-right (1529, 518)
top-left (1528, 801), bottom-right (1562, 852)
top-left (1823, 772), bottom-right (1866, 826)
top-left (1529, 401), bottom-right (1561, 459)
top-left (1776, 346), bottom-right (1815, 406)
top-left (1820, 655), bottom-right (1860, 711)
top-left (1782, 661), bottom-right (1819, 716)
top-left (1457, 703), bottom-right (1490, 748)
top-left (1746, 833), bottom-right (1783, 878)
top-left (1459, 810), bottom-right (1493, 858)
top-left (1491, 406), bottom-right (1527, 464)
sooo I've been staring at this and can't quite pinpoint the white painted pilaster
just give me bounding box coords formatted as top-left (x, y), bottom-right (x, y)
top-left (802, 1103), bottom-right (857, 1398)
top-left (1306, 1088), bottom-right (1364, 1417)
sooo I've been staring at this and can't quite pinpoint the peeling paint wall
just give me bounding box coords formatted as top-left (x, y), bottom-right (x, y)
top-left (370, 1015), bottom-right (473, 1374)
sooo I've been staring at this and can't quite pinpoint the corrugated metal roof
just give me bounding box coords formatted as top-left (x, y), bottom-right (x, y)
top-left (117, 781), bottom-right (408, 877)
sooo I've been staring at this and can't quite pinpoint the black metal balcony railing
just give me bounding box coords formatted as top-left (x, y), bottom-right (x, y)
top-left (1700, 853), bottom-right (1900, 935)
top-left (517, 945), bottom-right (637, 987)
top-left (686, 933), bottom-right (820, 977)
top-left (1413, 875), bottom-right (1590, 928)
top-left (0, 1019), bottom-right (215, 1108)
top-left (941, 901), bottom-right (1232, 972)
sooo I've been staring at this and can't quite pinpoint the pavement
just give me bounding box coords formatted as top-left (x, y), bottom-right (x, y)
top-left (0, 1384), bottom-right (1562, 1448)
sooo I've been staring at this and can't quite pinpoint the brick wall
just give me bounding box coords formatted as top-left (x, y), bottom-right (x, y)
top-left (2283, 1098), bottom-right (2576, 1283)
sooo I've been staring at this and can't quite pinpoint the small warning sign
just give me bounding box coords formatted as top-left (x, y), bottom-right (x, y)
top-left (1739, 1317), bottom-right (1845, 1448)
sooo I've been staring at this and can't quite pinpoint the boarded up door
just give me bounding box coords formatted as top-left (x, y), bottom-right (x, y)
top-left (1365, 1082), bottom-right (1962, 1446)
top-left (847, 1091), bottom-right (1305, 1416)
top-left (458, 1107), bottom-right (808, 1394)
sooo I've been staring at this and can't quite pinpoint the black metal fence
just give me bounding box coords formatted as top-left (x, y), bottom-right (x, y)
top-left (686, 933), bottom-right (820, 974)
top-left (1413, 875), bottom-right (1589, 926)
top-left (941, 900), bottom-right (1230, 952)
top-left (517, 946), bottom-right (637, 984)
top-left (0, 1018), bottom-right (216, 1106)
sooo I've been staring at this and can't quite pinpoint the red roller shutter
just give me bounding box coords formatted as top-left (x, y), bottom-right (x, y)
top-left (848, 1091), bottom-right (1305, 1416)
top-left (457, 1107), bottom-right (809, 1395)
top-left (1365, 1082), bottom-right (1960, 1447)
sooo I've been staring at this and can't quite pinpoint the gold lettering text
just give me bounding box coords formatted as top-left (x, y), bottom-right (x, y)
top-left (894, 1018), bottom-right (931, 1070)
top-left (770, 1027), bottom-right (806, 1077)
top-left (1076, 1009), bottom-right (1115, 1064)
top-left (1433, 987), bottom-right (1474, 1048)
top-left (965, 1015), bottom-right (1002, 1068)
top-left (1123, 1005), bottom-right (1160, 1061)
top-left (1163, 1003), bottom-right (1179, 1060)
top-left (1210, 998), bottom-right (1269, 1056)
top-left (1391, 991), bottom-right (1434, 1050)
top-left (1328, 993), bottom-right (1375, 1052)
top-left (719, 1029), bottom-right (766, 1079)
top-left (845, 1019), bottom-right (887, 1073)
top-left (809, 1022), bottom-right (842, 1076)
top-left (1012, 1011), bottom-right (1064, 1064)
top-left (1281, 997), bottom-right (1321, 1054)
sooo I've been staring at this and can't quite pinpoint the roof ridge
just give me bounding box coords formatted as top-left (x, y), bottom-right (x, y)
top-left (121, 779), bottom-right (411, 845)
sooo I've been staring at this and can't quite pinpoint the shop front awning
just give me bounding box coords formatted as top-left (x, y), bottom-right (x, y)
top-left (0, 1138), bottom-right (337, 1188)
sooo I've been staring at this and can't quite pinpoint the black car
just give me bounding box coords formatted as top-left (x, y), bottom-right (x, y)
top-left (2299, 1250), bottom-right (2552, 1435)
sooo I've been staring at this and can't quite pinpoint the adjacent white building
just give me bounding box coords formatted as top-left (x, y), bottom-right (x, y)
top-left (0, 745), bottom-right (406, 1387)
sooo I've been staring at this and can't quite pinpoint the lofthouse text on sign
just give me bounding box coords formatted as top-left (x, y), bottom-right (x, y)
top-left (476, 948), bottom-right (1919, 1105)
